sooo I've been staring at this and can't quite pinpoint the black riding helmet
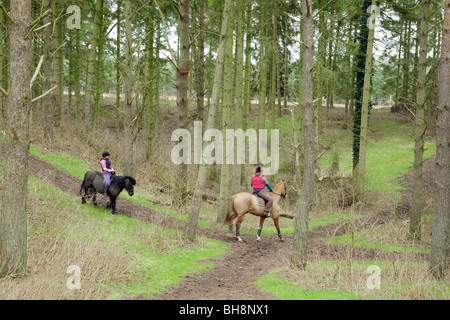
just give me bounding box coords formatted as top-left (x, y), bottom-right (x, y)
top-left (102, 151), bottom-right (110, 158)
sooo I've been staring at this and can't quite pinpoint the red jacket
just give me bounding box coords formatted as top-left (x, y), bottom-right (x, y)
top-left (251, 174), bottom-right (266, 190)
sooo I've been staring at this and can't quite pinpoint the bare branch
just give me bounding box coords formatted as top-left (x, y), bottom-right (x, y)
top-left (25, 8), bottom-right (52, 38)
top-left (32, 21), bottom-right (51, 33)
top-left (30, 55), bottom-right (45, 89)
top-left (31, 85), bottom-right (57, 103)
top-left (0, 86), bottom-right (8, 97)
top-left (314, 0), bottom-right (334, 19)
top-left (0, 3), bottom-right (14, 24)
top-left (173, 3), bottom-right (183, 19)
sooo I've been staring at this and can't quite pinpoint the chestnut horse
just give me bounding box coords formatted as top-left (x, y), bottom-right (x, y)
top-left (223, 180), bottom-right (293, 242)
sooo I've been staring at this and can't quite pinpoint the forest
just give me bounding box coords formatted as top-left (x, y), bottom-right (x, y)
top-left (0, 0), bottom-right (449, 302)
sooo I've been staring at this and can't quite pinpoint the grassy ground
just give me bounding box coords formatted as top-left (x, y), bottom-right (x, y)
top-left (257, 260), bottom-right (449, 300)
top-left (0, 166), bottom-right (227, 299)
top-left (254, 111), bottom-right (448, 300)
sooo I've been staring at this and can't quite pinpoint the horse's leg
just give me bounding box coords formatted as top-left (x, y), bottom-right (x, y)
top-left (235, 215), bottom-right (245, 242)
top-left (111, 197), bottom-right (117, 215)
top-left (227, 213), bottom-right (238, 234)
top-left (257, 217), bottom-right (266, 242)
top-left (273, 217), bottom-right (284, 241)
top-left (81, 186), bottom-right (87, 204)
top-left (93, 192), bottom-right (98, 207)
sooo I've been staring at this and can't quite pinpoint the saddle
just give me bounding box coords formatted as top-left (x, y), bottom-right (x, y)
top-left (253, 193), bottom-right (268, 207)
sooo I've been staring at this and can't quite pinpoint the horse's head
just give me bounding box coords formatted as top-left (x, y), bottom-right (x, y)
top-left (278, 180), bottom-right (287, 199)
top-left (124, 177), bottom-right (136, 196)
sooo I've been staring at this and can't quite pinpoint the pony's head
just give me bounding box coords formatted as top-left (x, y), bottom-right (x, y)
top-left (115, 176), bottom-right (136, 196)
top-left (125, 177), bottom-right (136, 196)
top-left (276, 180), bottom-right (287, 199)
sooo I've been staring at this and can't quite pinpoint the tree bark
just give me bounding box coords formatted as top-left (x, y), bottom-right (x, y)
top-left (184, 0), bottom-right (232, 240)
top-left (410, 0), bottom-right (429, 240)
top-left (116, 0), bottom-right (122, 135)
top-left (231, 0), bottom-right (244, 193)
top-left (195, 0), bottom-right (205, 123)
top-left (146, 11), bottom-right (155, 161)
top-left (356, 0), bottom-right (377, 201)
top-left (258, 1), bottom-right (267, 131)
top-left (173, 0), bottom-right (190, 207)
top-left (216, 0), bottom-right (234, 223)
top-left (352, 0), bottom-right (371, 171)
top-left (0, 0), bottom-right (32, 278)
top-left (83, 0), bottom-right (102, 124)
top-left (430, 0), bottom-right (450, 279)
top-left (123, 0), bottom-right (134, 177)
top-left (52, 0), bottom-right (61, 128)
top-left (291, 0), bottom-right (315, 270)
top-left (43, 0), bottom-right (53, 140)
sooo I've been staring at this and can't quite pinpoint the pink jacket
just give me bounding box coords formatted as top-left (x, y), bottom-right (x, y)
top-left (100, 159), bottom-right (114, 173)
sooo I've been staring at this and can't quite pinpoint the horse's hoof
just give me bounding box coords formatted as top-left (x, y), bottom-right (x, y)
top-left (279, 237), bottom-right (285, 242)
top-left (236, 237), bottom-right (243, 242)
top-left (256, 236), bottom-right (261, 242)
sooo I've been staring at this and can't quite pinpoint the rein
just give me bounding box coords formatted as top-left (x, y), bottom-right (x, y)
top-left (271, 184), bottom-right (287, 203)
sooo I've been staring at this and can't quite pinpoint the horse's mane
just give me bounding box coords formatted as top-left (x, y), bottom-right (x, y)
top-left (112, 175), bottom-right (136, 187)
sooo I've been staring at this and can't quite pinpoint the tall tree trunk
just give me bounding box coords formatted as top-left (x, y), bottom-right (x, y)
top-left (315, 1), bottom-right (325, 135)
top-left (430, 0), bottom-right (450, 280)
top-left (94, 0), bottom-right (105, 128)
top-left (146, 11), bottom-right (155, 161)
top-left (52, 0), bottom-right (61, 128)
top-left (402, 21), bottom-right (412, 101)
top-left (258, 1), bottom-right (267, 130)
top-left (355, 0), bottom-right (377, 201)
top-left (43, 0), bottom-right (53, 140)
top-left (243, 0), bottom-right (252, 126)
top-left (184, 0), bottom-right (232, 240)
top-left (410, 0), bottom-right (430, 240)
top-left (352, 0), bottom-right (371, 171)
top-left (291, 0), bottom-right (315, 270)
top-left (216, 0), bottom-right (234, 223)
top-left (395, 19), bottom-right (403, 107)
top-left (154, 23), bottom-right (161, 137)
top-left (75, 27), bottom-right (81, 120)
top-left (173, 0), bottom-right (190, 207)
top-left (123, 0), bottom-right (134, 177)
top-left (231, 0), bottom-right (244, 193)
top-left (116, 0), bottom-right (122, 135)
top-left (0, 0), bottom-right (32, 278)
top-left (270, 13), bottom-right (277, 129)
top-left (241, 0), bottom-right (252, 185)
top-left (83, 0), bottom-right (102, 124)
top-left (195, 0), bottom-right (205, 122)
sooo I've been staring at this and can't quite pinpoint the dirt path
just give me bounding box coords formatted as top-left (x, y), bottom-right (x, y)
top-left (28, 154), bottom-right (431, 300)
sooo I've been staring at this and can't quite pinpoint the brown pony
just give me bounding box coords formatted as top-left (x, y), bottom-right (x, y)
top-left (223, 180), bottom-right (294, 242)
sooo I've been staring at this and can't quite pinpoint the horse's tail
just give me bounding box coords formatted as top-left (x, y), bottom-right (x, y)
top-left (79, 172), bottom-right (88, 196)
top-left (79, 179), bottom-right (85, 196)
top-left (222, 195), bottom-right (236, 226)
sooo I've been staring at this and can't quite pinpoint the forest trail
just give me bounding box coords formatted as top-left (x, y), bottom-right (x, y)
top-left (28, 153), bottom-right (431, 300)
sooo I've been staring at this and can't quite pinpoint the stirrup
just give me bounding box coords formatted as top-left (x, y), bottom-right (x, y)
top-left (264, 211), bottom-right (271, 217)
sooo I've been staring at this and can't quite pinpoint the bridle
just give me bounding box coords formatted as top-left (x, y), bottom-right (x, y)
top-left (272, 183), bottom-right (287, 203)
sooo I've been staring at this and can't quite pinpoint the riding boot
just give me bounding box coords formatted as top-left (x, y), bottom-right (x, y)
top-left (263, 200), bottom-right (273, 217)
top-left (103, 182), bottom-right (108, 197)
